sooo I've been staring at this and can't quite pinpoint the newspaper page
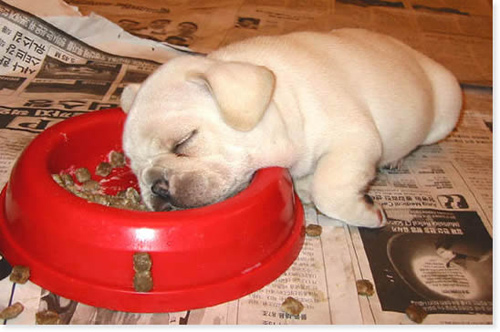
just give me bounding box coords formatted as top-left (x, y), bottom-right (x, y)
top-left (220, 0), bottom-right (337, 46)
top-left (343, 87), bottom-right (493, 324)
top-left (0, 0), bottom-right (493, 326)
top-left (62, 0), bottom-right (492, 87)
top-left (0, 1), bottom-right (362, 325)
top-left (0, 1), bottom-right (174, 323)
top-left (329, 0), bottom-right (492, 87)
top-left (63, 0), bottom-right (246, 54)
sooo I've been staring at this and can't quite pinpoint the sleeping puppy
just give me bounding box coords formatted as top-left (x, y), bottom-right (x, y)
top-left (120, 28), bottom-right (462, 228)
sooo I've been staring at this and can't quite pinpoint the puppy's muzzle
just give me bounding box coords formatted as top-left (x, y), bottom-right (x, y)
top-left (142, 166), bottom-right (172, 211)
top-left (151, 179), bottom-right (170, 200)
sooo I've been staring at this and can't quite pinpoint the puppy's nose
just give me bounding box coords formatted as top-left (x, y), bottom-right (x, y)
top-left (151, 179), bottom-right (170, 199)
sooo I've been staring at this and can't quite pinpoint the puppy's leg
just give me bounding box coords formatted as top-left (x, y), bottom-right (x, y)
top-left (311, 146), bottom-right (386, 228)
top-left (293, 174), bottom-right (314, 204)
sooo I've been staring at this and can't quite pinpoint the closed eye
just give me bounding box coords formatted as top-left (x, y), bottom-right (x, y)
top-left (173, 129), bottom-right (197, 156)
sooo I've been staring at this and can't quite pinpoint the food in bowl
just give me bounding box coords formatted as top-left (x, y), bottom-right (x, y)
top-left (0, 108), bottom-right (304, 312)
top-left (52, 150), bottom-right (148, 211)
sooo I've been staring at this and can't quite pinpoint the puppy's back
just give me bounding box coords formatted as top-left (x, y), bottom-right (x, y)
top-left (330, 29), bottom-right (462, 146)
top-left (210, 29), bottom-right (462, 163)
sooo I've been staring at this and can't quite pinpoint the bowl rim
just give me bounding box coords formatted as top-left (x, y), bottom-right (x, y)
top-left (0, 185), bottom-right (305, 312)
top-left (18, 108), bottom-right (291, 226)
top-left (0, 108), bottom-right (306, 312)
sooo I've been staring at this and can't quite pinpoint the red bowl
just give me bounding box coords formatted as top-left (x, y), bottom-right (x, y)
top-left (0, 108), bottom-right (304, 313)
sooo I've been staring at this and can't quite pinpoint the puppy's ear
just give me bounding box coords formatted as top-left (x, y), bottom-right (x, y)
top-left (120, 83), bottom-right (141, 113)
top-left (192, 62), bottom-right (275, 131)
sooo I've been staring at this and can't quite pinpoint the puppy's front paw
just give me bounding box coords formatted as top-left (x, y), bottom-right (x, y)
top-left (364, 194), bottom-right (387, 228)
top-left (373, 203), bottom-right (387, 228)
top-left (314, 192), bottom-right (387, 228)
top-left (353, 197), bottom-right (387, 228)
top-left (380, 159), bottom-right (404, 171)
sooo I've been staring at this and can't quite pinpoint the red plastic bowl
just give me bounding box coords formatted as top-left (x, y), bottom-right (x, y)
top-left (0, 108), bottom-right (304, 313)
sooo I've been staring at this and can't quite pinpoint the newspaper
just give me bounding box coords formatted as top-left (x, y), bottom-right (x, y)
top-left (0, 0), bottom-right (493, 325)
top-left (60, 0), bottom-right (492, 87)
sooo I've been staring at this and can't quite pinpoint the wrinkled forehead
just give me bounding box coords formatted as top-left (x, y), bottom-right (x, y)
top-left (123, 93), bottom-right (218, 157)
top-left (122, 58), bottom-right (222, 154)
top-left (132, 80), bottom-right (200, 113)
top-left (122, 113), bottom-right (196, 164)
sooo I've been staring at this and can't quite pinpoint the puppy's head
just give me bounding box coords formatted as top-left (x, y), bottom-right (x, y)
top-left (121, 56), bottom-right (275, 211)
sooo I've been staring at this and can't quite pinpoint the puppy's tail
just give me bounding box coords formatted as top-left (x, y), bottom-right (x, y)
top-left (420, 56), bottom-right (463, 145)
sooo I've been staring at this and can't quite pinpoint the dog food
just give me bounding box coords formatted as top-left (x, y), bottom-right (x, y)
top-left (110, 151), bottom-right (125, 168)
top-left (133, 252), bottom-right (153, 292)
top-left (52, 174), bottom-right (64, 186)
top-left (133, 252), bottom-right (152, 272)
top-left (0, 302), bottom-right (24, 320)
top-left (119, 187), bottom-right (142, 204)
top-left (35, 310), bottom-right (61, 325)
top-left (134, 271), bottom-right (153, 292)
top-left (95, 162), bottom-right (113, 177)
top-left (305, 224), bottom-right (322, 237)
top-left (53, 151), bottom-right (148, 211)
top-left (356, 279), bottom-right (374, 296)
top-left (60, 173), bottom-right (74, 187)
top-left (75, 167), bottom-right (91, 183)
top-left (9, 265), bottom-right (30, 284)
top-left (405, 303), bottom-right (427, 324)
top-left (280, 296), bottom-right (304, 316)
top-left (80, 180), bottom-right (100, 193)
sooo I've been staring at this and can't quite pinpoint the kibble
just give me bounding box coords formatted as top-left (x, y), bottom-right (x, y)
top-left (9, 266), bottom-right (30, 284)
top-left (110, 151), bottom-right (125, 168)
top-left (405, 303), bottom-right (427, 324)
top-left (133, 253), bottom-right (152, 272)
top-left (124, 187), bottom-right (141, 203)
top-left (133, 252), bottom-right (152, 292)
top-left (95, 162), bottom-right (113, 177)
top-left (356, 279), bottom-right (374, 296)
top-left (51, 174), bottom-right (63, 186)
top-left (280, 296), bottom-right (304, 316)
top-left (80, 180), bottom-right (100, 193)
top-left (75, 168), bottom-right (91, 183)
top-left (35, 310), bottom-right (61, 325)
top-left (110, 195), bottom-right (147, 211)
top-left (53, 151), bottom-right (148, 211)
top-left (134, 271), bottom-right (153, 292)
top-left (90, 194), bottom-right (110, 206)
top-left (305, 224), bottom-right (322, 237)
top-left (60, 173), bottom-right (74, 187)
top-left (0, 302), bottom-right (24, 320)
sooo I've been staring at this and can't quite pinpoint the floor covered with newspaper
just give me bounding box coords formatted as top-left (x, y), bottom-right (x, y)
top-left (0, 0), bottom-right (494, 325)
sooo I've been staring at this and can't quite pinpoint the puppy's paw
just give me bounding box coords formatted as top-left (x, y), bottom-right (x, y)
top-left (380, 159), bottom-right (404, 171)
top-left (354, 194), bottom-right (386, 228)
top-left (353, 199), bottom-right (387, 228)
top-left (314, 193), bottom-right (387, 228)
top-left (374, 204), bottom-right (387, 228)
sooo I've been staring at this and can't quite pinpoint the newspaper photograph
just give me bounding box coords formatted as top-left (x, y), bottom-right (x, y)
top-left (0, 0), bottom-right (494, 326)
top-left (355, 209), bottom-right (492, 321)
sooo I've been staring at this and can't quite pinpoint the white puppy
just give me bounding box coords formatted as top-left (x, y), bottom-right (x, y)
top-left (121, 28), bottom-right (462, 228)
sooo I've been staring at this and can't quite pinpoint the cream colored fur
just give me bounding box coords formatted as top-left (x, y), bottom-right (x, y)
top-left (121, 28), bottom-right (462, 228)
